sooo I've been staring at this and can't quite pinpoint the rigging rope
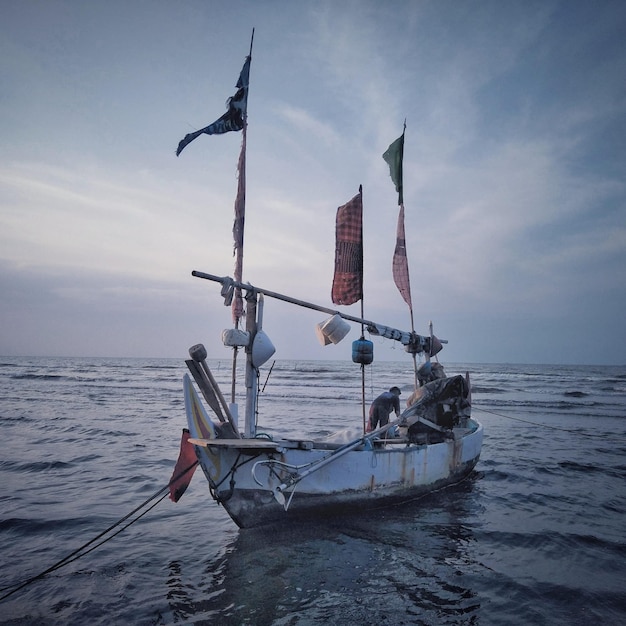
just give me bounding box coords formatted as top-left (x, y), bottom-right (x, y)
top-left (472, 404), bottom-right (613, 436)
top-left (0, 460), bottom-right (198, 603)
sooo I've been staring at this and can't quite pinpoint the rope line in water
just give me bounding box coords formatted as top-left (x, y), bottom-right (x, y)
top-left (0, 460), bottom-right (198, 602)
top-left (472, 404), bottom-right (611, 436)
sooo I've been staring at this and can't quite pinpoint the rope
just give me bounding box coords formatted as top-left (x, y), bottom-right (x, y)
top-left (0, 460), bottom-right (198, 603)
top-left (472, 404), bottom-right (611, 436)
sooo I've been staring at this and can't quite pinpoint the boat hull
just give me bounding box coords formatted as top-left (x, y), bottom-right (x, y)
top-left (193, 423), bottom-right (483, 528)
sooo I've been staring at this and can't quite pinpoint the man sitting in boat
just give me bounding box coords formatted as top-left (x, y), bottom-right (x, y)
top-left (368, 386), bottom-right (401, 432)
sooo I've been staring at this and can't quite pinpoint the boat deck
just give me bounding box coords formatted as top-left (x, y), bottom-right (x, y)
top-left (189, 426), bottom-right (476, 454)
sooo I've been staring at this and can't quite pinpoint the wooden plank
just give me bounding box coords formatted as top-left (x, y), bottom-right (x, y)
top-left (188, 437), bottom-right (311, 450)
top-left (185, 360), bottom-right (224, 420)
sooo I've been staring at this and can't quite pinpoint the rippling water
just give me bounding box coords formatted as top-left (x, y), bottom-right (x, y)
top-left (1, 357), bottom-right (625, 625)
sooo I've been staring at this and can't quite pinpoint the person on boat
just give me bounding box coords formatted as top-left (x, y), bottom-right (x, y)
top-left (368, 386), bottom-right (401, 432)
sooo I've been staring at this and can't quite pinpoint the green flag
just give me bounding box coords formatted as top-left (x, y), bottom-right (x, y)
top-left (383, 132), bottom-right (404, 205)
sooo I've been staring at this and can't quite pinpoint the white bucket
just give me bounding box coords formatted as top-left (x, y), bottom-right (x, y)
top-left (222, 328), bottom-right (250, 347)
top-left (315, 314), bottom-right (350, 345)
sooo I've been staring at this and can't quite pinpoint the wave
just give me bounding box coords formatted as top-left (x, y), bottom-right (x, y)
top-left (557, 460), bottom-right (626, 479)
top-left (477, 527), bottom-right (626, 557)
top-left (481, 398), bottom-right (620, 411)
top-left (11, 373), bottom-right (66, 381)
top-left (1, 460), bottom-right (72, 472)
top-left (471, 386), bottom-right (507, 394)
top-left (0, 515), bottom-right (109, 535)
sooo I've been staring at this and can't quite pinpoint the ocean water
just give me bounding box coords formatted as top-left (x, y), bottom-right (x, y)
top-left (0, 356), bottom-right (625, 625)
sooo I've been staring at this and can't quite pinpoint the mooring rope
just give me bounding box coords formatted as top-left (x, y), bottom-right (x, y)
top-left (472, 404), bottom-right (613, 436)
top-left (0, 460), bottom-right (198, 602)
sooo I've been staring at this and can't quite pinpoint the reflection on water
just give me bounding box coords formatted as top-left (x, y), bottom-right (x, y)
top-left (165, 476), bottom-right (482, 625)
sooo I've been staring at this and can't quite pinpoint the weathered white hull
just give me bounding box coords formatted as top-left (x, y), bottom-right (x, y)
top-left (192, 423), bottom-right (483, 528)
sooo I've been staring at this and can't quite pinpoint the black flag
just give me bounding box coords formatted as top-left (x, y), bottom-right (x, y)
top-left (176, 56), bottom-right (251, 156)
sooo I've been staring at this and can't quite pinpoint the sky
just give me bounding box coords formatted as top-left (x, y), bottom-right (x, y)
top-left (1, 0), bottom-right (625, 365)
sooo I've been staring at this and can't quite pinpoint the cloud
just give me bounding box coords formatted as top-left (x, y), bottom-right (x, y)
top-left (275, 105), bottom-right (340, 146)
top-left (0, 0), bottom-right (624, 364)
top-left (0, 260), bottom-right (222, 358)
top-left (0, 160), bottom-right (237, 281)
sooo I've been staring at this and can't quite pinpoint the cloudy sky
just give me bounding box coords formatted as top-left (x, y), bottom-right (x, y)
top-left (1, 0), bottom-right (625, 365)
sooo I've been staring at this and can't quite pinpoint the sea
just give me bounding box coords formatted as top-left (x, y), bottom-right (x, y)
top-left (0, 356), bottom-right (625, 625)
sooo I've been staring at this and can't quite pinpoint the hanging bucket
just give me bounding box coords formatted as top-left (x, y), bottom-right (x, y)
top-left (222, 328), bottom-right (250, 347)
top-left (352, 339), bottom-right (374, 365)
top-left (315, 314), bottom-right (350, 346)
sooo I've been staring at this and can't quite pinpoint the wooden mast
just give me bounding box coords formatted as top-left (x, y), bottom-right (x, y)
top-left (230, 29), bottom-right (255, 420)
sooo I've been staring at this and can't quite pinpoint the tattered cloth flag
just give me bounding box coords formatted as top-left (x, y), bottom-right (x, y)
top-left (168, 428), bottom-right (199, 502)
top-left (331, 188), bottom-right (363, 306)
top-left (392, 204), bottom-right (413, 310)
top-left (382, 131), bottom-right (404, 206)
top-left (176, 55), bottom-right (251, 156)
top-left (231, 125), bottom-right (247, 321)
top-left (383, 129), bottom-right (413, 311)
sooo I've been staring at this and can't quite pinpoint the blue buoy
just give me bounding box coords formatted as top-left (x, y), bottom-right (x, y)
top-left (352, 339), bottom-right (374, 365)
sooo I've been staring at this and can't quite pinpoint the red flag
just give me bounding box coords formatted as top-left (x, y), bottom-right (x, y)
top-left (392, 204), bottom-right (413, 311)
top-left (331, 188), bottom-right (363, 305)
top-left (168, 429), bottom-right (199, 502)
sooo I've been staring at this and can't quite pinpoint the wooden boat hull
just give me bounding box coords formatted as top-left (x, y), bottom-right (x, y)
top-left (183, 373), bottom-right (482, 528)
top-left (191, 424), bottom-right (483, 528)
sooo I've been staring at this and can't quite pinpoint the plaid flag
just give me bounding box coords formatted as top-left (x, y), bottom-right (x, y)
top-left (332, 189), bottom-right (363, 305)
top-left (176, 55), bottom-right (251, 156)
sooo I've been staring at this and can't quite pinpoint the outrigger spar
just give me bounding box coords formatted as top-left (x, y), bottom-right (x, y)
top-left (191, 270), bottom-right (446, 439)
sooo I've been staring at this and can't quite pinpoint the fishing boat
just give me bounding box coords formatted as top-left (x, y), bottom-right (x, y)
top-left (169, 34), bottom-right (483, 529)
